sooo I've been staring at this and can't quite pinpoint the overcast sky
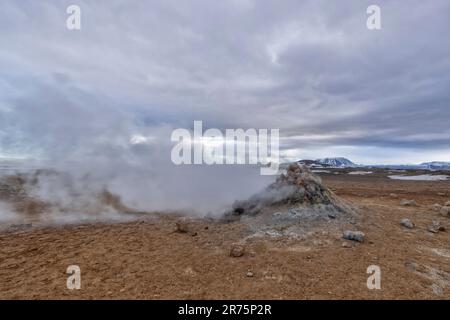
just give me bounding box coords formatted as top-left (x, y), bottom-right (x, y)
top-left (1, 0), bottom-right (450, 164)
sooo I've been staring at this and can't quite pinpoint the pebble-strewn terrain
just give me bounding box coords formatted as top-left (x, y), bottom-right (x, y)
top-left (0, 169), bottom-right (449, 299)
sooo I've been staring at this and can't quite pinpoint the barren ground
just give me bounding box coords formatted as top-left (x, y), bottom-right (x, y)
top-left (1, 170), bottom-right (449, 299)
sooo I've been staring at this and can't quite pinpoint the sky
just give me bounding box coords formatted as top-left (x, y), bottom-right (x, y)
top-left (1, 0), bottom-right (450, 165)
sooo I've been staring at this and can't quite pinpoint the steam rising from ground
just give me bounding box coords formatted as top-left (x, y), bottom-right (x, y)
top-left (0, 80), bottom-right (275, 225)
top-left (0, 124), bottom-right (274, 224)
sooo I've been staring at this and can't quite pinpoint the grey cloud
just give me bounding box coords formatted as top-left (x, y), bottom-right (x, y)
top-left (1, 1), bottom-right (450, 165)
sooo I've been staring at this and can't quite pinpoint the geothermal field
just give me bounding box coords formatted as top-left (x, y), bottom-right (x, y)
top-left (0, 164), bottom-right (449, 299)
top-left (2, 1), bottom-right (450, 305)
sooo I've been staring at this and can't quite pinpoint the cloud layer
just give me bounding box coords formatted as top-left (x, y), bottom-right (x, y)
top-left (1, 0), bottom-right (450, 167)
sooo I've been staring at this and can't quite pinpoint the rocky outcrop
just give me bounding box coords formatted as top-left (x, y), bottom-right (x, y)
top-left (225, 163), bottom-right (353, 220)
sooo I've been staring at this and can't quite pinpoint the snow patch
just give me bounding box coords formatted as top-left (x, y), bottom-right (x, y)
top-left (388, 174), bottom-right (448, 181)
top-left (348, 171), bottom-right (373, 175)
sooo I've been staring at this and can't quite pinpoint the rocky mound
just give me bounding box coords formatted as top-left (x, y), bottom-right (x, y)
top-left (225, 163), bottom-right (354, 222)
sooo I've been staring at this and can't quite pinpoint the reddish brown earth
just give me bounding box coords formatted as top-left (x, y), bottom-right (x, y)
top-left (0, 171), bottom-right (449, 299)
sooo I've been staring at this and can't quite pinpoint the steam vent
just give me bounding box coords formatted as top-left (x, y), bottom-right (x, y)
top-left (225, 163), bottom-right (354, 224)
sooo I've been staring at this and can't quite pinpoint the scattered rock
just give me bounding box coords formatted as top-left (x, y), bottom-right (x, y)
top-left (175, 220), bottom-right (197, 236)
top-left (389, 193), bottom-right (398, 198)
top-left (341, 242), bottom-right (352, 248)
top-left (272, 212), bottom-right (283, 218)
top-left (431, 283), bottom-right (444, 296)
top-left (175, 221), bottom-right (188, 233)
top-left (184, 267), bottom-right (197, 276)
top-left (400, 199), bottom-right (417, 206)
top-left (246, 271), bottom-right (254, 277)
top-left (229, 244), bottom-right (245, 257)
top-left (445, 201), bottom-right (450, 206)
top-left (405, 261), bottom-right (417, 272)
top-left (440, 206), bottom-right (450, 217)
top-left (428, 221), bottom-right (446, 233)
top-left (343, 230), bottom-right (365, 242)
top-left (400, 219), bottom-right (414, 229)
top-left (431, 203), bottom-right (442, 211)
top-left (437, 192), bottom-right (446, 196)
top-left (428, 222), bottom-right (440, 234)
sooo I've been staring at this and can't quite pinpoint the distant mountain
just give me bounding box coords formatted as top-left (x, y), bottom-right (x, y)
top-left (420, 161), bottom-right (450, 170)
top-left (315, 157), bottom-right (356, 168)
top-left (362, 161), bottom-right (450, 170)
top-left (297, 159), bottom-right (330, 167)
top-left (294, 158), bottom-right (450, 171)
top-left (365, 164), bottom-right (424, 170)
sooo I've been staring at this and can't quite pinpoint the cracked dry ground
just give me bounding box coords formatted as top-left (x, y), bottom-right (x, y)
top-left (0, 173), bottom-right (449, 299)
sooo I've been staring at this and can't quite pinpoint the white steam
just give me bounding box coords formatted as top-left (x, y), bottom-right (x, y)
top-left (0, 123), bottom-right (274, 223)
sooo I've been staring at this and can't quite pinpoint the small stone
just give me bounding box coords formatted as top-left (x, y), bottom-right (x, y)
top-left (400, 218), bottom-right (414, 229)
top-left (230, 244), bottom-right (245, 257)
top-left (400, 199), bottom-right (417, 206)
top-left (428, 221), bottom-right (446, 233)
top-left (431, 284), bottom-right (444, 296)
top-left (440, 206), bottom-right (450, 217)
top-left (246, 271), bottom-right (254, 277)
top-left (175, 220), bottom-right (197, 236)
top-left (341, 242), bottom-right (352, 248)
top-left (437, 193), bottom-right (446, 196)
top-left (428, 226), bottom-right (439, 234)
top-left (445, 200), bottom-right (450, 206)
top-left (431, 204), bottom-right (442, 211)
top-left (272, 212), bottom-right (283, 219)
top-left (175, 221), bottom-right (189, 233)
top-left (405, 261), bottom-right (417, 272)
top-left (343, 230), bottom-right (365, 242)
top-left (389, 193), bottom-right (398, 198)
top-left (184, 267), bottom-right (196, 276)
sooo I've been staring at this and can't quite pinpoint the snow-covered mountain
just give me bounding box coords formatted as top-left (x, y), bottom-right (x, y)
top-left (315, 157), bottom-right (356, 168)
top-left (420, 162), bottom-right (450, 170)
top-left (297, 159), bottom-right (328, 168)
top-left (293, 158), bottom-right (450, 170)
